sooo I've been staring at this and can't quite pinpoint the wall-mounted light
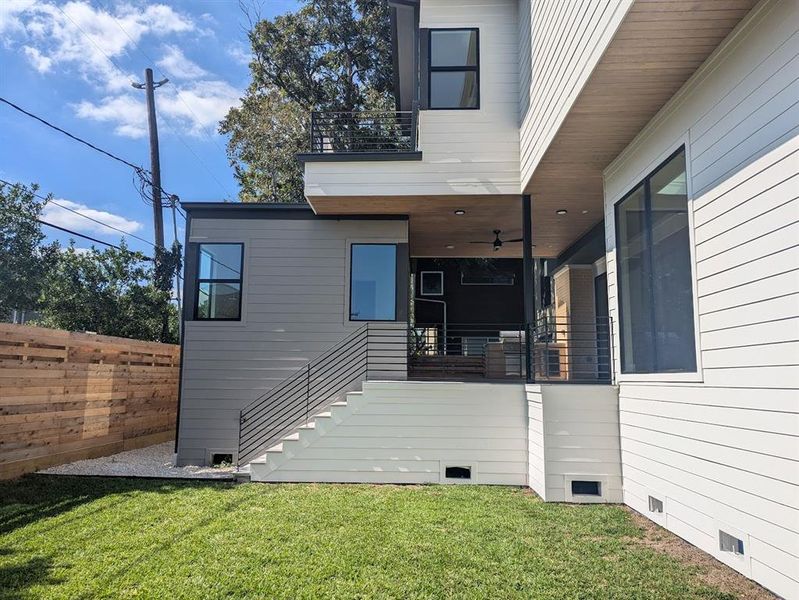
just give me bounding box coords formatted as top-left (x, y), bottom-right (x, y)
top-left (556, 209), bottom-right (568, 215)
top-left (454, 209), bottom-right (466, 215)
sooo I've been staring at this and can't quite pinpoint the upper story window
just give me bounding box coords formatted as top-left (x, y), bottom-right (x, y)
top-left (350, 244), bottom-right (397, 321)
top-left (615, 147), bottom-right (696, 374)
top-left (195, 243), bottom-right (244, 321)
top-left (428, 28), bottom-right (479, 109)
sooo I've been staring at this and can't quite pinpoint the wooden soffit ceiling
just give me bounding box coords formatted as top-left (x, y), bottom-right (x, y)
top-left (309, 195), bottom-right (526, 258)
top-left (524, 0), bottom-right (758, 256)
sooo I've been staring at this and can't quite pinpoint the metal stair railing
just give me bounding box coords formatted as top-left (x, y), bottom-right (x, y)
top-left (237, 323), bottom-right (406, 466)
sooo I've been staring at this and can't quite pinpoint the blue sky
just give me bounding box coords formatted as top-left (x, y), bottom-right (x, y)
top-left (0, 0), bottom-right (298, 257)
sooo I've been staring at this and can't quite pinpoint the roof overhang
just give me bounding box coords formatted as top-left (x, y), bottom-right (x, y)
top-left (523, 0), bottom-right (759, 256)
top-left (388, 0), bottom-right (419, 112)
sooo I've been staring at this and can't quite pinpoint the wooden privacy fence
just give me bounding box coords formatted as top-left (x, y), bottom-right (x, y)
top-left (0, 324), bottom-right (180, 480)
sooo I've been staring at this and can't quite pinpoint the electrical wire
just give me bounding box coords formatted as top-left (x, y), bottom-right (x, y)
top-left (91, 0), bottom-right (236, 201)
top-left (0, 96), bottom-right (182, 215)
top-left (0, 178), bottom-right (156, 248)
top-left (0, 203), bottom-right (150, 257)
top-left (0, 97), bottom-right (145, 172)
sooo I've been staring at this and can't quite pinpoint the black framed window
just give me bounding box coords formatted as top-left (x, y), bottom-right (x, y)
top-left (195, 243), bottom-right (244, 321)
top-left (350, 244), bottom-right (397, 321)
top-left (428, 28), bottom-right (479, 109)
top-left (615, 147), bottom-right (696, 374)
top-left (420, 271), bottom-right (443, 296)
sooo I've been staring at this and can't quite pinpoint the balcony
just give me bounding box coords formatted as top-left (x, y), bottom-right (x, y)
top-left (297, 107), bottom-right (421, 162)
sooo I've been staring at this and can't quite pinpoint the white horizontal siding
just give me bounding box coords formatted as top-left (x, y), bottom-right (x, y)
top-left (261, 381), bottom-right (528, 486)
top-left (526, 384), bottom-right (622, 503)
top-left (518, 0), bottom-right (633, 191)
top-left (304, 0), bottom-right (521, 198)
top-left (176, 217), bottom-right (407, 465)
top-left (602, 1), bottom-right (799, 596)
top-left (526, 386), bottom-right (546, 498)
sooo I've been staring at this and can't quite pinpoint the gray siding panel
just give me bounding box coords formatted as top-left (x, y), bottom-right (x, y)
top-left (176, 217), bottom-right (408, 465)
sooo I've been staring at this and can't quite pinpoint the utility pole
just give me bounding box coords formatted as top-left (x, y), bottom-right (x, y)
top-left (132, 68), bottom-right (168, 248)
top-left (133, 69), bottom-right (172, 341)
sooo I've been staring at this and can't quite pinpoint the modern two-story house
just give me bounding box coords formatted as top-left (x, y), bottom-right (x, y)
top-left (176, 1), bottom-right (798, 596)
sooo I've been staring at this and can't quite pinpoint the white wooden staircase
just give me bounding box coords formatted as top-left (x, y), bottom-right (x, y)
top-left (243, 381), bottom-right (529, 485)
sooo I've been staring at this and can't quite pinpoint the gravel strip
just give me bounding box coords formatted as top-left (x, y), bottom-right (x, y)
top-left (38, 442), bottom-right (235, 479)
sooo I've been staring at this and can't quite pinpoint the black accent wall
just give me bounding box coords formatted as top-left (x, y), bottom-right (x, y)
top-left (413, 258), bottom-right (524, 325)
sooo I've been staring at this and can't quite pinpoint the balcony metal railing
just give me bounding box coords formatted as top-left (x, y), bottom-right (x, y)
top-left (309, 106), bottom-right (418, 154)
top-left (408, 317), bottom-right (614, 383)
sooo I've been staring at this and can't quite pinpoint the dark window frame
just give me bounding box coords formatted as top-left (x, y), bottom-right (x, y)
top-left (349, 243), bottom-right (399, 322)
top-left (194, 242), bottom-right (245, 322)
top-left (427, 27), bottom-right (480, 110)
top-left (614, 145), bottom-right (696, 374)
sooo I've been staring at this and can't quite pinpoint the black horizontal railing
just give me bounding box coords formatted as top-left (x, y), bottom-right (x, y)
top-left (309, 106), bottom-right (418, 154)
top-left (237, 324), bottom-right (407, 466)
top-left (408, 317), bottom-right (613, 383)
top-left (410, 323), bottom-right (527, 380)
top-left (530, 316), bottom-right (614, 383)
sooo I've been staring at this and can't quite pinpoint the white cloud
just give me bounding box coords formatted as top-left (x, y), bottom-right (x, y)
top-left (74, 79), bottom-right (241, 139)
top-left (226, 42), bottom-right (250, 66)
top-left (9, 1), bottom-right (241, 139)
top-left (0, 0), bottom-right (35, 37)
top-left (22, 45), bottom-right (52, 72)
top-left (156, 44), bottom-right (207, 80)
top-left (43, 198), bottom-right (143, 236)
top-left (73, 94), bottom-right (148, 138)
top-left (158, 80), bottom-right (242, 137)
top-left (11, 1), bottom-right (195, 91)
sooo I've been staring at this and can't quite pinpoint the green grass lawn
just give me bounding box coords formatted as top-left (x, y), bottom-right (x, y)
top-left (0, 476), bottom-right (752, 599)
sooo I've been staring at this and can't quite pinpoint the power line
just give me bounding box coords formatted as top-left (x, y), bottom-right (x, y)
top-left (39, 218), bottom-right (146, 255)
top-left (0, 96), bottom-right (182, 215)
top-left (0, 203), bottom-right (151, 257)
top-left (96, 1), bottom-right (237, 200)
top-left (0, 178), bottom-right (156, 248)
top-left (0, 97), bottom-right (145, 172)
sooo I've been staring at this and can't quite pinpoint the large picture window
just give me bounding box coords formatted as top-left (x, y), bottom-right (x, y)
top-left (350, 244), bottom-right (397, 321)
top-left (195, 243), bottom-right (244, 321)
top-left (428, 28), bottom-right (479, 109)
top-left (615, 147), bottom-right (697, 374)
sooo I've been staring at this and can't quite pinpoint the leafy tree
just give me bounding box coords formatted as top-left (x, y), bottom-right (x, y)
top-left (0, 182), bottom-right (60, 318)
top-left (220, 0), bottom-right (394, 202)
top-left (37, 242), bottom-right (180, 343)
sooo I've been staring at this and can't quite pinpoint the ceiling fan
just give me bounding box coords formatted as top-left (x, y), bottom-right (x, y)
top-left (469, 229), bottom-right (524, 252)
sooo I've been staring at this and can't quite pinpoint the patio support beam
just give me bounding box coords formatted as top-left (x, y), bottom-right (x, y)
top-left (522, 194), bottom-right (535, 383)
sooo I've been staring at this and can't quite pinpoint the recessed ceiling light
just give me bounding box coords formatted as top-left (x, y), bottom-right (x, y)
top-left (556, 209), bottom-right (568, 215)
top-left (581, 209), bottom-right (589, 214)
top-left (445, 244), bottom-right (455, 249)
top-left (454, 209), bottom-right (466, 215)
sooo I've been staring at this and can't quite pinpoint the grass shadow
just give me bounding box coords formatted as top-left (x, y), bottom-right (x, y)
top-left (0, 551), bottom-right (60, 600)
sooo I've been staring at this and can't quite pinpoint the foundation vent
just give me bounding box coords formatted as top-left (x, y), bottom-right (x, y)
top-left (719, 531), bottom-right (745, 555)
top-left (648, 495), bottom-right (664, 513)
top-left (571, 480), bottom-right (601, 496)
